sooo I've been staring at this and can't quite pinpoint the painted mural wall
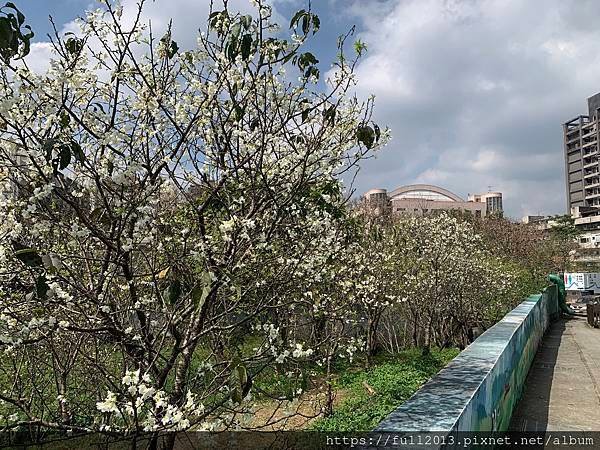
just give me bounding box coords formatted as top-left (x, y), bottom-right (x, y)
top-left (376, 285), bottom-right (559, 433)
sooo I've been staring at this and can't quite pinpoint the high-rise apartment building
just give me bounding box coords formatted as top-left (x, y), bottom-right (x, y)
top-left (564, 93), bottom-right (600, 215)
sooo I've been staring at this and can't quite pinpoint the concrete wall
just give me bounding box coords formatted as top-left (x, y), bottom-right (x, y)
top-left (376, 285), bottom-right (559, 433)
top-left (390, 198), bottom-right (486, 217)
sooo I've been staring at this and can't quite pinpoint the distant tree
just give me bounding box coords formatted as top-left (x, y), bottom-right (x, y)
top-left (549, 214), bottom-right (580, 241)
top-left (548, 215), bottom-right (579, 272)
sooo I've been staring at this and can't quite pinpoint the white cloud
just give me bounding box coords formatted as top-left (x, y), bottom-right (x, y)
top-left (345, 0), bottom-right (600, 218)
top-left (22, 0), bottom-right (290, 72)
top-left (23, 42), bottom-right (53, 74)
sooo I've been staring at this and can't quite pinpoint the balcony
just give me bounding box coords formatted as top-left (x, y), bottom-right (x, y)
top-left (586, 191), bottom-right (600, 199)
top-left (585, 180), bottom-right (600, 189)
top-left (582, 140), bottom-right (597, 149)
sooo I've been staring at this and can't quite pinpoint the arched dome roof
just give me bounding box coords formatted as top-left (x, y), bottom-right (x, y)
top-left (388, 184), bottom-right (464, 202)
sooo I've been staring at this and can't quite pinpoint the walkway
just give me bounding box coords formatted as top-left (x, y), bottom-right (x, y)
top-left (510, 316), bottom-right (600, 431)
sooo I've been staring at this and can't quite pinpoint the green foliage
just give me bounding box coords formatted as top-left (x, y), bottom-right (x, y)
top-left (311, 348), bottom-right (458, 431)
top-left (43, 138), bottom-right (84, 175)
top-left (354, 39), bottom-right (367, 56)
top-left (293, 51), bottom-right (319, 78)
top-left (12, 241), bottom-right (42, 267)
top-left (549, 214), bottom-right (580, 241)
top-left (64, 32), bottom-right (83, 57)
top-left (356, 124), bottom-right (381, 149)
top-left (160, 35), bottom-right (178, 59)
top-left (289, 9), bottom-right (320, 35)
top-left (0, 2), bottom-right (33, 63)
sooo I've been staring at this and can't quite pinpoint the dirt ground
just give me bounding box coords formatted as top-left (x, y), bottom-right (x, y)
top-left (244, 386), bottom-right (350, 430)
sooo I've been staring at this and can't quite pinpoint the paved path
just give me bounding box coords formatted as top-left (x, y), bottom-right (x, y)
top-left (510, 316), bottom-right (600, 431)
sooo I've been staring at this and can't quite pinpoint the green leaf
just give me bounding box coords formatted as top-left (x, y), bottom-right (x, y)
top-left (240, 34), bottom-right (252, 60)
top-left (226, 40), bottom-right (238, 62)
top-left (311, 15), bottom-right (320, 34)
top-left (295, 53), bottom-right (319, 79)
top-left (65, 37), bottom-right (83, 56)
top-left (301, 107), bottom-right (311, 123)
top-left (59, 111), bottom-right (70, 129)
top-left (323, 105), bottom-right (336, 126)
top-left (356, 125), bottom-right (376, 149)
top-left (234, 104), bottom-right (244, 122)
top-left (298, 52), bottom-right (318, 69)
top-left (237, 364), bottom-right (252, 398)
top-left (289, 9), bottom-right (307, 30)
top-left (354, 39), bottom-right (367, 56)
top-left (209, 11), bottom-right (227, 32)
top-left (241, 15), bottom-right (252, 30)
top-left (230, 358), bottom-right (252, 403)
top-left (231, 387), bottom-right (242, 404)
top-left (160, 33), bottom-right (178, 59)
top-left (35, 275), bottom-right (49, 299)
top-left (168, 40), bottom-right (179, 58)
top-left (43, 138), bottom-right (57, 162)
top-left (14, 247), bottom-right (43, 267)
top-left (164, 280), bottom-right (182, 305)
top-left (230, 23), bottom-right (242, 40)
top-left (58, 145), bottom-right (71, 170)
top-left (301, 15), bottom-right (310, 34)
top-left (191, 282), bottom-right (210, 311)
top-left (70, 140), bottom-right (84, 163)
top-left (0, 17), bottom-right (15, 60)
top-left (237, 364), bottom-right (248, 387)
top-left (374, 124), bottom-right (381, 141)
top-left (5, 3), bottom-right (24, 26)
top-left (304, 66), bottom-right (319, 80)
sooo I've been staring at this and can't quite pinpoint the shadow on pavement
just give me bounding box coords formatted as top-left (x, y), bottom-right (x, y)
top-left (509, 318), bottom-right (567, 432)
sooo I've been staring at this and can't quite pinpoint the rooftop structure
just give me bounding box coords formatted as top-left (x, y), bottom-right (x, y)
top-left (468, 191), bottom-right (503, 215)
top-left (522, 215), bottom-right (547, 224)
top-left (363, 184), bottom-right (501, 217)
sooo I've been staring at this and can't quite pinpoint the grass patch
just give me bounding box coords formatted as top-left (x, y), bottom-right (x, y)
top-left (311, 347), bottom-right (459, 431)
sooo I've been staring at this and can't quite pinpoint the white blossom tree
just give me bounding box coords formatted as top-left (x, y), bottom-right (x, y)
top-left (400, 213), bottom-right (518, 350)
top-left (344, 213), bottom-right (416, 362)
top-left (0, 0), bottom-right (388, 437)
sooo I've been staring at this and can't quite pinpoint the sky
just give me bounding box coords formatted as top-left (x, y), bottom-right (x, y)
top-left (14, 0), bottom-right (600, 219)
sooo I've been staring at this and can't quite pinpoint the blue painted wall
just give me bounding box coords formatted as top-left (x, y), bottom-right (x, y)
top-left (376, 285), bottom-right (559, 432)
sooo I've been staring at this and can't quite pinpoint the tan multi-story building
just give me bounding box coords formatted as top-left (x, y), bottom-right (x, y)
top-left (467, 191), bottom-right (503, 215)
top-left (363, 184), bottom-right (498, 217)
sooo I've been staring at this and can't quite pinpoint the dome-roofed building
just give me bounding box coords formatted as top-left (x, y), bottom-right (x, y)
top-left (363, 184), bottom-right (493, 217)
